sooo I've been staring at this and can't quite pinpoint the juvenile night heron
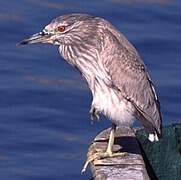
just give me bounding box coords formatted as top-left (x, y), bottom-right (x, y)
top-left (19, 13), bottom-right (162, 172)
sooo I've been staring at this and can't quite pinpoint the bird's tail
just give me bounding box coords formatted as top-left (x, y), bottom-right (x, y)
top-left (132, 99), bottom-right (162, 142)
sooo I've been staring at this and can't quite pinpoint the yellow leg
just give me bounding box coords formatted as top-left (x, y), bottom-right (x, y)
top-left (106, 123), bottom-right (116, 155)
top-left (81, 124), bottom-right (127, 174)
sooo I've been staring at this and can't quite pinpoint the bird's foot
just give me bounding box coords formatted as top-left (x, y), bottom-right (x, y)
top-left (89, 107), bottom-right (99, 122)
top-left (81, 149), bottom-right (128, 174)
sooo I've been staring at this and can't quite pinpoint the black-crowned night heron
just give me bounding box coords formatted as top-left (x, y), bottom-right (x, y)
top-left (19, 13), bottom-right (162, 173)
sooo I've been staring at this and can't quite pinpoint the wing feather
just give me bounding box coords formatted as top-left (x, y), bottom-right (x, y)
top-left (102, 36), bottom-right (162, 135)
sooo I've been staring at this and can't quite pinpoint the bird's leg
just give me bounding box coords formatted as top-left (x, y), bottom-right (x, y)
top-left (81, 123), bottom-right (128, 174)
top-left (89, 106), bottom-right (99, 122)
top-left (106, 123), bottom-right (116, 155)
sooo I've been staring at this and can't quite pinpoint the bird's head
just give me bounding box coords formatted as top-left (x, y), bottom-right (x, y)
top-left (18, 14), bottom-right (99, 46)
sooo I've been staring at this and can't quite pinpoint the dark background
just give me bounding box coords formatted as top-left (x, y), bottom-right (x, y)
top-left (0, 0), bottom-right (180, 179)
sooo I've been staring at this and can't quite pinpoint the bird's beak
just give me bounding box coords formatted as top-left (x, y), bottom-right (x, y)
top-left (17, 31), bottom-right (52, 45)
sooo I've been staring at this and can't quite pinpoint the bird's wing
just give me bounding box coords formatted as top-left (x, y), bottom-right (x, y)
top-left (103, 44), bottom-right (162, 135)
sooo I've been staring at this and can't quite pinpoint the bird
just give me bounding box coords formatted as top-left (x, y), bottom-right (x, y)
top-left (18, 13), bottom-right (162, 173)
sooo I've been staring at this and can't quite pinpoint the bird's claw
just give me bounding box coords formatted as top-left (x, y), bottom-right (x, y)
top-left (81, 150), bottom-right (128, 174)
top-left (90, 107), bottom-right (100, 122)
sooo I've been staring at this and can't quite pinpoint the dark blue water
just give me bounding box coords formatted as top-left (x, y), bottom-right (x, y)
top-left (0, 0), bottom-right (181, 179)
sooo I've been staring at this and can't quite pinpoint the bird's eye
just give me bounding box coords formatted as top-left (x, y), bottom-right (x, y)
top-left (57, 26), bottom-right (66, 32)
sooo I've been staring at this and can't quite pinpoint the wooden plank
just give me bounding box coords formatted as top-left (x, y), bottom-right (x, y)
top-left (87, 127), bottom-right (150, 180)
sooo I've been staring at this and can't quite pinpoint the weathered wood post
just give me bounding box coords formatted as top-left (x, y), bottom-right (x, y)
top-left (87, 127), bottom-right (150, 180)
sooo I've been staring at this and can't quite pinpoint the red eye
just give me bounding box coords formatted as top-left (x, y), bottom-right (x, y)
top-left (57, 26), bottom-right (65, 32)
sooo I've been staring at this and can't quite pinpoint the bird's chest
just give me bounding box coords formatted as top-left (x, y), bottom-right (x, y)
top-left (92, 80), bottom-right (120, 113)
top-left (92, 79), bottom-right (135, 126)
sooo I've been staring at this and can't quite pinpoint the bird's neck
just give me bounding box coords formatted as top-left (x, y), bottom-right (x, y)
top-left (58, 43), bottom-right (109, 93)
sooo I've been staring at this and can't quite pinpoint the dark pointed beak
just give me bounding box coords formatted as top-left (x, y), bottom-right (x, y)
top-left (17, 31), bottom-right (52, 46)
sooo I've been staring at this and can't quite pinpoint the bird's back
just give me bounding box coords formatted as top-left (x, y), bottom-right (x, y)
top-left (97, 19), bottom-right (162, 140)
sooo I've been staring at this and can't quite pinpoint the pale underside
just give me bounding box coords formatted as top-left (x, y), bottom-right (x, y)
top-left (92, 78), bottom-right (135, 127)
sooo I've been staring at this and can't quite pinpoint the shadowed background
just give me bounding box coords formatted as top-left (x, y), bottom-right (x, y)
top-left (0, 0), bottom-right (180, 179)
